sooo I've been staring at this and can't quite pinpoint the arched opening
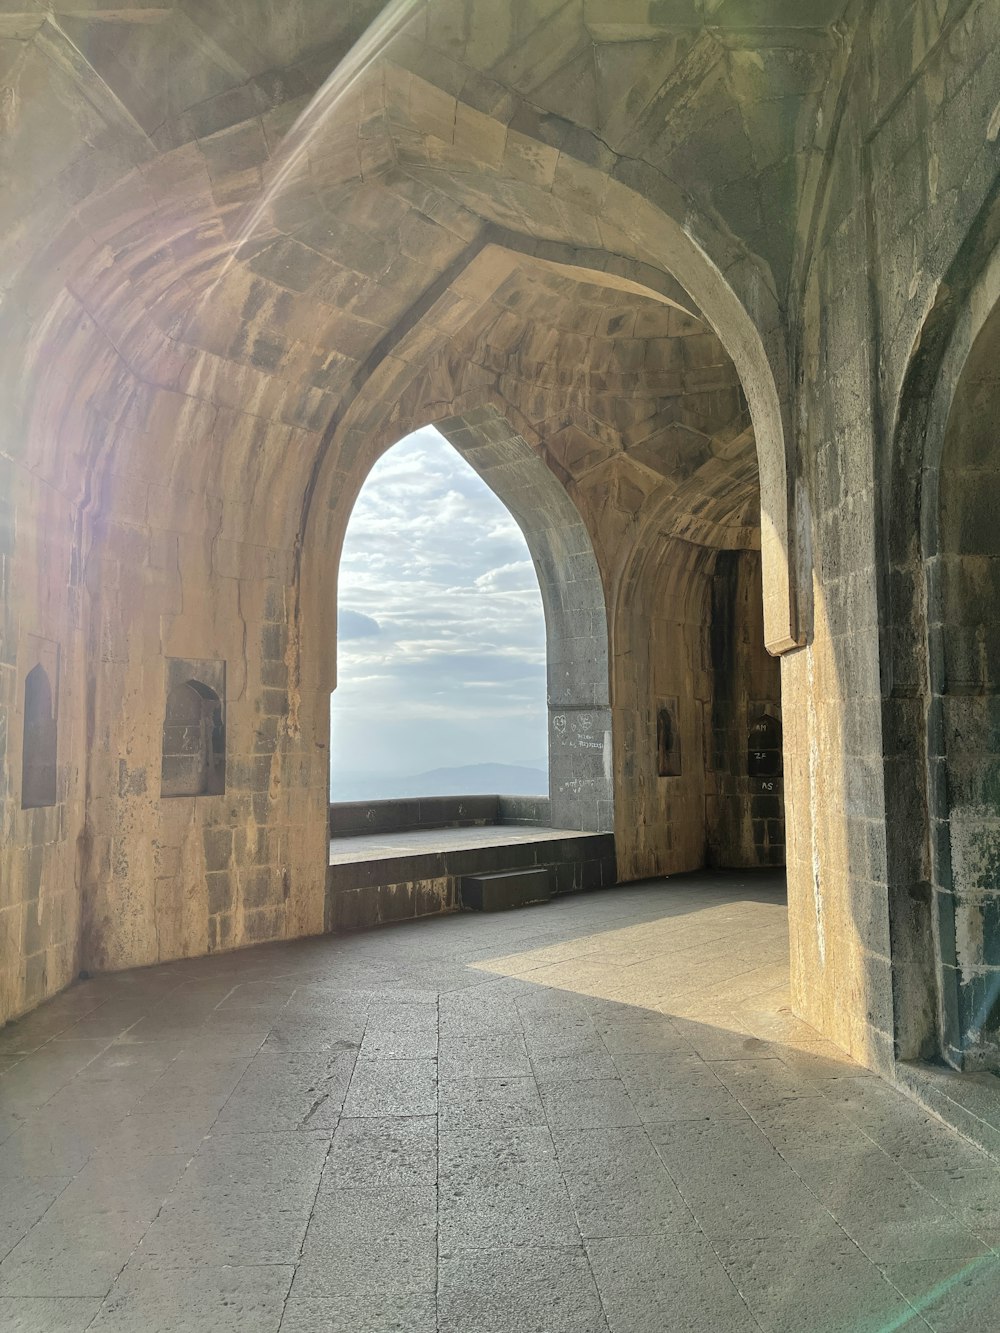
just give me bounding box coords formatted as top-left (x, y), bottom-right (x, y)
top-left (881, 193), bottom-right (1000, 1068)
top-left (21, 663), bottom-right (56, 810)
top-left (330, 425), bottom-right (549, 804)
top-left (928, 297), bottom-right (1000, 1068)
top-left (330, 415), bottom-right (613, 833)
top-left (161, 678), bottom-right (226, 799)
top-left (611, 382), bottom-right (785, 883)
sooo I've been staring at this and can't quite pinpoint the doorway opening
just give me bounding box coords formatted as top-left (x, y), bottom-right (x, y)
top-left (330, 425), bottom-right (549, 806)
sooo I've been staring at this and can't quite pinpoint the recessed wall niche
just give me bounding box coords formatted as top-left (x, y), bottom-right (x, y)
top-left (161, 658), bottom-right (226, 798)
top-left (656, 698), bottom-right (682, 777)
top-left (22, 653), bottom-right (58, 810)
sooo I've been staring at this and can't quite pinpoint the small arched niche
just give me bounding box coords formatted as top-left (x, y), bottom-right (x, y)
top-left (161, 660), bottom-right (226, 799)
top-left (21, 663), bottom-right (57, 810)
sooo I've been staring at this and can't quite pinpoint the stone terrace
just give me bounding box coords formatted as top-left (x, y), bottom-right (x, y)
top-left (1, 873), bottom-right (998, 1332)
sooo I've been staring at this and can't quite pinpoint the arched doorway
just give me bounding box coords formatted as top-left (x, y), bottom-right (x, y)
top-left (330, 425), bottom-right (549, 804)
top-left (332, 410), bottom-right (614, 834)
top-left (926, 297), bottom-right (1000, 1069)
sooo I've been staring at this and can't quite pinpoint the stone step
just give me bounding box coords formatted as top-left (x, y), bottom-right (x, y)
top-left (461, 867), bottom-right (552, 912)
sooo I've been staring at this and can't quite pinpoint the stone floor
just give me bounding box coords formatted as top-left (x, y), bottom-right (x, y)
top-left (1, 871), bottom-right (1000, 1332)
top-left (328, 824), bottom-right (595, 863)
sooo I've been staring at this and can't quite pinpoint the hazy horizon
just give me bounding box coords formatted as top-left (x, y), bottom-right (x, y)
top-left (330, 427), bottom-right (549, 800)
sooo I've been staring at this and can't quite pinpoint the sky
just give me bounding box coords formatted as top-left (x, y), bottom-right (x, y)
top-left (330, 427), bottom-right (548, 795)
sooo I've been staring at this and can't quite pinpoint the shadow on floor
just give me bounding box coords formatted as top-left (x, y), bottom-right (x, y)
top-left (0, 873), bottom-right (998, 1332)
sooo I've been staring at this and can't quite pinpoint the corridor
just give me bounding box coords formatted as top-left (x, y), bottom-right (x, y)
top-left (1, 874), bottom-right (998, 1332)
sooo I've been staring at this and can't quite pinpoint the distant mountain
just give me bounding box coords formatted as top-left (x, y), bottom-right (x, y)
top-left (331, 762), bottom-right (547, 801)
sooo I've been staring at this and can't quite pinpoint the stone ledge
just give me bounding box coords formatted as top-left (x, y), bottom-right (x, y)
top-left (329, 793), bottom-right (551, 837)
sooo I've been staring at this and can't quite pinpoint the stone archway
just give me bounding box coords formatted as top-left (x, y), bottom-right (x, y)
top-left (884, 186), bottom-right (1000, 1067)
top-left (303, 239), bottom-right (792, 889)
top-left (332, 407), bottom-right (614, 834)
top-left (927, 297), bottom-right (1000, 1068)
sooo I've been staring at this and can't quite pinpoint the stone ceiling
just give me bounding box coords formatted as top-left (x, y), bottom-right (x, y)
top-left (0, 0), bottom-right (855, 637)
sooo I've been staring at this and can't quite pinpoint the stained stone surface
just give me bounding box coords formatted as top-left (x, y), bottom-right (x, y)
top-left (2, 873), bottom-right (999, 1331)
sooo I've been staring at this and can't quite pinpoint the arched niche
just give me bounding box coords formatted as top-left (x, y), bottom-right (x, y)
top-left (22, 663), bottom-right (57, 810)
top-left (161, 661), bottom-right (227, 799)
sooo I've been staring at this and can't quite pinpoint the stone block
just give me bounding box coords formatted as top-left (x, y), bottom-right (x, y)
top-left (461, 868), bottom-right (552, 912)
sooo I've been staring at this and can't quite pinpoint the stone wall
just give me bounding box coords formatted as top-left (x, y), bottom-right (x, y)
top-left (0, 459), bottom-right (86, 1022)
top-left (791, 0), bottom-right (1000, 1068)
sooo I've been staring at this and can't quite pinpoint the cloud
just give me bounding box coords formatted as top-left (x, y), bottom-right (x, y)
top-left (331, 427), bottom-right (549, 784)
top-left (337, 609), bottom-right (382, 639)
top-left (474, 560), bottom-right (538, 592)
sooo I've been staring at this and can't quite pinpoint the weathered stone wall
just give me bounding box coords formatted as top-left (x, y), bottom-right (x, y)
top-left (79, 509), bottom-right (327, 975)
top-left (788, 0), bottom-right (1000, 1069)
top-left (0, 460), bottom-right (86, 1022)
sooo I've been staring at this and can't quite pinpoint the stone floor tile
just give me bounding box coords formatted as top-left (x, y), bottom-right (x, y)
top-left (716, 1233), bottom-right (914, 1333)
top-left (438, 1033), bottom-right (531, 1079)
top-left (524, 1021), bottom-right (602, 1060)
top-left (136, 1134), bottom-right (329, 1267)
top-left (540, 1077), bottom-right (641, 1131)
top-left (340, 1056), bottom-right (437, 1117)
top-left (530, 1048), bottom-right (618, 1084)
top-left (770, 1039), bottom-right (878, 1083)
top-left (813, 1150), bottom-right (989, 1261)
top-left (586, 1232), bottom-right (757, 1333)
top-left (46, 1152), bottom-right (186, 1227)
top-left (299, 1181), bottom-right (438, 1293)
top-left (439, 1175), bottom-right (581, 1254)
top-left (293, 1228), bottom-right (437, 1298)
top-left (438, 1246), bottom-right (608, 1333)
top-left (358, 1022), bottom-right (438, 1060)
top-left (89, 1262), bottom-right (293, 1332)
top-left (617, 1058), bottom-right (750, 1124)
top-left (89, 1104), bottom-right (224, 1157)
top-left (325, 1115), bottom-right (437, 1188)
top-left (595, 1017), bottom-right (694, 1056)
top-left (438, 1075), bottom-right (546, 1130)
top-left (213, 1050), bottom-right (356, 1132)
top-left (705, 1055), bottom-right (826, 1111)
top-left (278, 1292), bottom-right (437, 1333)
top-left (906, 1163), bottom-right (1000, 1236)
top-left (439, 1124), bottom-right (559, 1187)
top-left (0, 1040), bottom-right (114, 1114)
top-left (838, 1215), bottom-right (987, 1264)
top-left (0, 1115), bottom-right (109, 1180)
top-left (881, 1254), bottom-right (1000, 1333)
top-left (555, 1126), bottom-right (698, 1239)
top-left (0, 1175), bottom-right (71, 1263)
top-left (122, 1031), bottom-right (268, 1059)
top-left (132, 1055), bottom-right (255, 1113)
top-left (0, 1296), bottom-right (103, 1331)
top-left (0, 1209), bottom-right (142, 1298)
top-left (648, 1118), bottom-right (843, 1243)
top-left (262, 1018), bottom-right (364, 1054)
